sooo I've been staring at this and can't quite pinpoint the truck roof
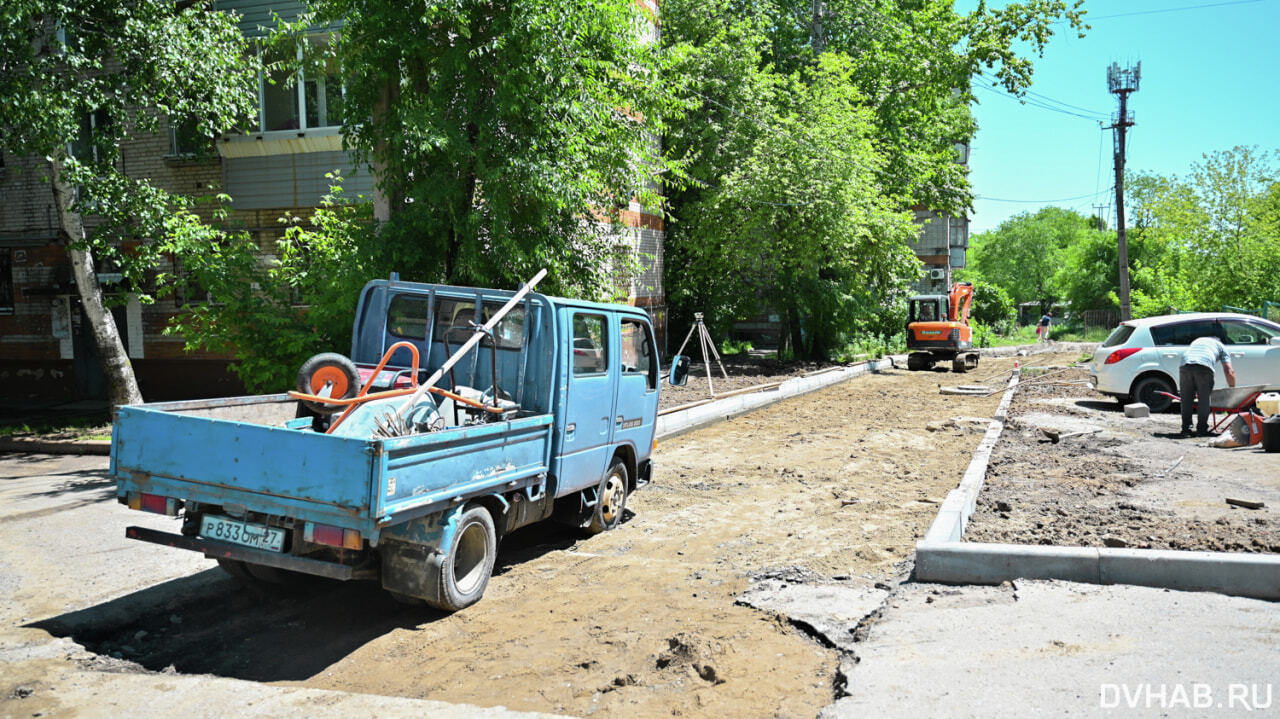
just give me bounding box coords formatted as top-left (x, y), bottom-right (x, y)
top-left (368, 278), bottom-right (653, 320)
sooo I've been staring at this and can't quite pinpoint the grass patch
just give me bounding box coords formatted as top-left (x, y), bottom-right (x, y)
top-left (0, 416), bottom-right (112, 441)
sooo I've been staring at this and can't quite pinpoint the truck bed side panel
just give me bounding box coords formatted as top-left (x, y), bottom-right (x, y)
top-left (113, 405), bottom-right (377, 518)
top-left (375, 414), bottom-right (553, 522)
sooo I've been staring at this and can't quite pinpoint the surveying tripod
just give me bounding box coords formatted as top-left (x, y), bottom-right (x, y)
top-left (674, 312), bottom-right (729, 396)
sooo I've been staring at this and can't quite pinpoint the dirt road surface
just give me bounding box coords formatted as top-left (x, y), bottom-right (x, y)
top-left (5, 353), bottom-right (1075, 718)
top-left (967, 366), bottom-right (1280, 553)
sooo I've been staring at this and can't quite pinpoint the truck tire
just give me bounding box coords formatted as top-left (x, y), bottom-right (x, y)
top-left (587, 460), bottom-right (629, 534)
top-left (907, 353), bottom-right (930, 371)
top-left (431, 506), bottom-right (497, 612)
top-left (296, 352), bottom-right (360, 414)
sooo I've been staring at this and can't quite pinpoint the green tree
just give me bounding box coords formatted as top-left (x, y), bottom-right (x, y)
top-left (968, 207), bottom-right (1091, 312)
top-left (1124, 149), bottom-right (1280, 315)
top-left (0, 0), bottom-right (256, 405)
top-left (163, 184), bottom-right (375, 392)
top-left (671, 56), bottom-right (919, 360)
top-left (311, 0), bottom-right (680, 298)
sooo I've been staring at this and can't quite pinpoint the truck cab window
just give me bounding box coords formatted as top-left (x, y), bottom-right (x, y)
top-left (572, 314), bottom-right (607, 375)
top-left (620, 318), bottom-right (655, 389)
top-left (387, 295), bottom-right (430, 339)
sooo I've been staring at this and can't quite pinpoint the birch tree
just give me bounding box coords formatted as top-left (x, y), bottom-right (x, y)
top-left (0, 0), bottom-right (255, 406)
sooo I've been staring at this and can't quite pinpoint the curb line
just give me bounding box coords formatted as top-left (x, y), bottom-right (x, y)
top-left (655, 358), bottom-right (895, 441)
top-left (914, 363), bottom-right (1280, 601)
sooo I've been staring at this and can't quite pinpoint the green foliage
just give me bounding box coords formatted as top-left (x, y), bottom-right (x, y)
top-left (718, 338), bottom-right (754, 356)
top-left (163, 183), bottom-right (375, 392)
top-left (311, 0), bottom-right (682, 299)
top-left (1125, 148), bottom-right (1280, 316)
top-left (662, 0), bottom-right (1084, 361)
top-left (967, 207), bottom-right (1093, 312)
top-left (960, 277), bottom-right (1017, 333)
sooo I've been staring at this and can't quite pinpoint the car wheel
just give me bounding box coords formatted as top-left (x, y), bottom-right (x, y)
top-left (1132, 375), bottom-right (1176, 413)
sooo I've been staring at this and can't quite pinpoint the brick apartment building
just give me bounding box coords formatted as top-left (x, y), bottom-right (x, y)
top-left (0, 0), bottom-right (666, 402)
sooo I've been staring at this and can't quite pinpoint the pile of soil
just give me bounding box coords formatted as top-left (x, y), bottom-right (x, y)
top-left (966, 367), bottom-right (1279, 553)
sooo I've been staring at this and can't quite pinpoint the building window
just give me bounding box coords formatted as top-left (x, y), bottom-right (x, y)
top-left (247, 38), bottom-right (343, 134)
top-left (168, 117), bottom-right (207, 157)
top-left (69, 108), bottom-right (111, 163)
top-left (0, 250), bottom-right (13, 315)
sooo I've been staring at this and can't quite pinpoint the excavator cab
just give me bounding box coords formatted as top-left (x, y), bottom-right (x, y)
top-left (905, 281), bottom-right (978, 373)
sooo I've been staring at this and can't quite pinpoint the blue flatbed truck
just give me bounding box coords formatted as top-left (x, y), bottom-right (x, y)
top-left (112, 277), bottom-right (688, 611)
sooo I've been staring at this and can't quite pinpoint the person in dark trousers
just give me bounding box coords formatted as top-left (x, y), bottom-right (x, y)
top-left (1037, 312), bottom-right (1052, 343)
top-left (1179, 335), bottom-right (1236, 436)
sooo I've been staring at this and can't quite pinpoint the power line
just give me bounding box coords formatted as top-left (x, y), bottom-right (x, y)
top-left (974, 83), bottom-right (1108, 121)
top-left (976, 188), bottom-right (1113, 204)
top-left (1075, 0), bottom-right (1264, 22)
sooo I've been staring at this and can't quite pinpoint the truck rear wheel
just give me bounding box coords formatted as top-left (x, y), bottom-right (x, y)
top-left (587, 460), bottom-right (629, 534)
top-left (431, 506), bottom-right (497, 612)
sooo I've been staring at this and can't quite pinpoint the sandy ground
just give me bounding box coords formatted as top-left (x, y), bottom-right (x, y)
top-left (5, 353), bottom-right (1051, 719)
top-left (966, 366), bottom-right (1280, 552)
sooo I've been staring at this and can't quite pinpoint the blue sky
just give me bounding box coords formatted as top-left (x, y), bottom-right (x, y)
top-left (959, 0), bottom-right (1280, 234)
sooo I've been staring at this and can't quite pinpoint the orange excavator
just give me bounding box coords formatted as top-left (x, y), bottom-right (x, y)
top-left (906, 281), bottom-right (979, 373)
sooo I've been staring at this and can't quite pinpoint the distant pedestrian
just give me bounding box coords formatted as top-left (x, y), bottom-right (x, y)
top-left (1179, 336), bottom-right (1236, 436)
top-left (1037, 312), bottom-right (1052, 343)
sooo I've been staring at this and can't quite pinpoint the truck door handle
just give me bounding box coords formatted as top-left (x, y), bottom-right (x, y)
top-left (615, 415), bottom-right (624, 427)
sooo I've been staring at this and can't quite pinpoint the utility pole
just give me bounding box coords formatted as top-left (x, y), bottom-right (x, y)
top-left (1092, 204), bottom-right (1109, 231)
top-left (1107, 61), bottom-right (1140, 322)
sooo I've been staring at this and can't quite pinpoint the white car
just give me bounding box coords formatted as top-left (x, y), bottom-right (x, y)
top-left (1090, 312), bottom-right (1280, 411)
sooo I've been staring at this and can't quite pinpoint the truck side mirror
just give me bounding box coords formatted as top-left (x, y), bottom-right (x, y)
top-left (669, 355), bottom-right (691, 386)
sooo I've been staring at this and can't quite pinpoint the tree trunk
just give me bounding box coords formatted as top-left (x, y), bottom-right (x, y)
top-left (50, 154), bottom-right (143, 407)
top-left (786, 305), bottom-right (804, 361)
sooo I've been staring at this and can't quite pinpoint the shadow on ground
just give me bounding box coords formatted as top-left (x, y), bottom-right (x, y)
top-left (29, 520), bottom-right (592, 682)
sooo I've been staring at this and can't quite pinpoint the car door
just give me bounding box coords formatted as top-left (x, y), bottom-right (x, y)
top-left (611, 315), bottom-right (659, 469)
top-left (557, 310), bottom-right (617, 493)
top-left (1218, 319), bottom-right (1280, 390)
top-left (1150, 319), bottom-right (1219, 382)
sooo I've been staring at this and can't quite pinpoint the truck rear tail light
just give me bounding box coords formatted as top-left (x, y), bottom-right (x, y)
top-left (1104, 347), bottom-right (1142, 364)
top-left (305, 522), bottom-right (362, 549)
top-left (130, 492), bottom-right (180, 516)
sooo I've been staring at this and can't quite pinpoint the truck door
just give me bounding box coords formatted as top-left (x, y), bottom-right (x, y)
top-left (611, 315), bottom-right (659, 468)
top-left (557, 310), bottom-right (617, 493)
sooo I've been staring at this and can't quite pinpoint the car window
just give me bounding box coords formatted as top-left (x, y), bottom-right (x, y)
top-left (1221, 320), bottom-right (1280, 345)
top-left (620, 318), bottom-right (656, 390)
top-left (1101, 324), bottom-right (1135, 348)
top-left (1150, 320), bottom-right (1218, 346)
top-left (387, 294), bottom-right (430, 339)
top-left (572, 313), bottom-right (608, 376)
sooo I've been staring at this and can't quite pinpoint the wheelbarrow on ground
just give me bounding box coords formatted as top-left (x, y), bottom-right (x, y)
top-left (1156, 384), bottom-right (1268, 434)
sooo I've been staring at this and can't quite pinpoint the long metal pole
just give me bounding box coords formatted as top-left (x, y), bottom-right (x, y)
top-left (393, 268), bottom-right (547, 421)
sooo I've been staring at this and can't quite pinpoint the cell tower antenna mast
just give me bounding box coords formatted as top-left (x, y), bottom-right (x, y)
top-left (1107, 61), bottom-right (1140, 322)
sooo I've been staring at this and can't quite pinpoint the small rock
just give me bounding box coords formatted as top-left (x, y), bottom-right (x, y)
top-left (1102, 536), bottom-right (1128, 548)
top-left (13, 686), bottom-right (34, 699)
top-left (169, 614), bottom-right (183, 625)
top-left (995, 500), bottom-right (1013, 512)
top-left (133, 630), bottom-right (149, 641)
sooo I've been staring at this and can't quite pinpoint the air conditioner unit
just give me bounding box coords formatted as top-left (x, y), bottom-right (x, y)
top-left (929, 269), bottom-right (947, 281)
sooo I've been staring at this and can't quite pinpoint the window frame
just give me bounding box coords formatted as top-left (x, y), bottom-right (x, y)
top-left (571, 312), bottom-right (609, 377)
top-left (619, 317), bottom-right (656, 391)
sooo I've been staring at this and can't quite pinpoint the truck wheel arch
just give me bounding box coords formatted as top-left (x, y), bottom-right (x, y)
top-left (611, 443), bottom-right (638, 494)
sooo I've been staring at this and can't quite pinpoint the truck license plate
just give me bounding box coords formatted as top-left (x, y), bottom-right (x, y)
top-left (200, 516), bottom-right (286, 553)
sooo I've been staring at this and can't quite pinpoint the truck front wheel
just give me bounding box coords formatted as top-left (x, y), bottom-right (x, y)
top-left (587, 460), bottom-right (629, 534)
top-left (433, 506), bottom-right (497, 612)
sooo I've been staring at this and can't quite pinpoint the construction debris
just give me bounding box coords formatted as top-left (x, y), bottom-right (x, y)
top-left (1123, 403), bottom-right (1150, 418)
top-left (1225, 498), bottom-right (1265, 510)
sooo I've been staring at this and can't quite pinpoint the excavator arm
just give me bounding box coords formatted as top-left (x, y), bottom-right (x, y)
top-left (949, 282), bottom-right (974, 324)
